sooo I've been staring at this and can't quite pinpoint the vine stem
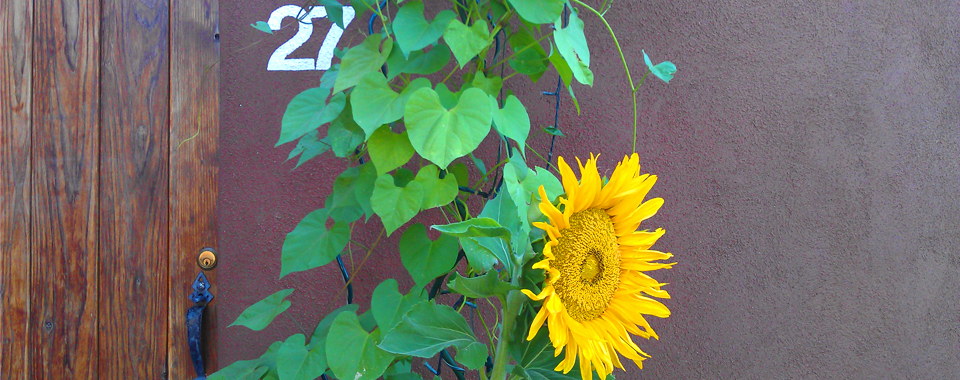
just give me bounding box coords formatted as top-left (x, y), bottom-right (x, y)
top-left (489, 278), bottom-right (523, 380)
top-left (570, 0), bottom-right (640, 153)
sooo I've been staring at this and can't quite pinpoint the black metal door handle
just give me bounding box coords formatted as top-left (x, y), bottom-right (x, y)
top-left (187, 271), bottom-right (214, 380)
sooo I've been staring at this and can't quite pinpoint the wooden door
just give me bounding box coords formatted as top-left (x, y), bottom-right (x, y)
top-left (0, 0), bottom-right (220, 378)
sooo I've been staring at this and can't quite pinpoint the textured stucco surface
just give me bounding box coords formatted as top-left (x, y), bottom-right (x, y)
top-left (219, 0), bottom-right (960, 378)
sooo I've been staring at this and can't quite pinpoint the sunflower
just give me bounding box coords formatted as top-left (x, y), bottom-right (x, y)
top-left (522, 153), bottom-right (673, 380)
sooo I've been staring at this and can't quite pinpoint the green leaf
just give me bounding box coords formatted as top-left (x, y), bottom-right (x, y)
top-left (547, 46), bottom-right (573, 88)
top-left (432, 217), bottom-right (511, 242)
top-left (386, 44), bottom-right (450, 80)
top-left (251, 21), bottom-right (273, 34)
top-left (335, 34), bottom-right (393, 93)
top-left (542, 125), bottom-right (564, 137)
top-left (459, 237), bottom-right (498, 272)
top-left (448, 162), bottom-right (470, 187)
top-left (230, 289), bottom-right (295, 331)
top-left (367, 128), bottom-right (416, 176)
top-left (326, 167), bottom-right (364, 223)
top-left (280, 209), bottom-right (350, 278)
top-left (277, 334), bottom-right (326, 380)
top-left (355, 163), bottom-right (378, 219)
top-left (508, 29), bottom-right (547, 81)
top-left (309, 304), bottom-right (360, 350)
top-left (447, 271), bottom-right (518, 299)
top-left (443, 19), bottom-right (490, 68)
top-left (414, 164), bottom-right (459, 209)
top-left (456, 342), bottom-right (488, 370)
top-left (326, 102), bottom-right (365, 157)
top-left (320, 0), bottom-right (345, 29)
top-left (506, 0), bottom-right (564, 24)
top-left (372, 173), bottom-right (423, 235)
top-left (474, 190), bottom-right (523, 270)
top-left (471, 71), bottom-right (503, 97)
top-left (320, 64), bottom-right (340, 91)
top-left (327, 312), bottom-right (395, 380)
top-left (399, 223), bottom-right (460, 289)
top-left (405, 87), bottom-right (493, 168)
top-left (491, 95), bottom-right (531, 157)
top-left (277, 90), bottom-right (346, 146)
top-left (554, 12), bottom-right (593, 86)
top-left (352, 73), bottom-right (431, 137)
top-left (393, 1), bottom-right (456, 57)
top-left (209, 359), bottom-right (268, 380)
top-left (643, 49), bottom-right (677, 83)
top-left (469, 152), bottom-right (487, 175)
top-left (384, 360), bottom-right (423, 380)
top-left (372, 279), bottom-right (422, 333)
top-left (287, 132), bottom-right (331, 169)
top-left (434, 83), bottom-right (461, 109)
top-left (378, 302), bottom-right (481, 357)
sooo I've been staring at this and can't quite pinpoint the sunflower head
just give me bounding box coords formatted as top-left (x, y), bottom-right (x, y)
top-left (522, 153), bottom-right (674, 380)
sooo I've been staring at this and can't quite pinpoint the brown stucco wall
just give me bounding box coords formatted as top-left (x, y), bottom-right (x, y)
top-left (219, 0), bottom-right (960, 378)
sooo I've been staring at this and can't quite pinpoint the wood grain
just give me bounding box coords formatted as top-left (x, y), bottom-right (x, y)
top-left (29, 0), bottom-right (100, 378)
top-left (168, 0), bottom-right (220, 376)
top-left (1, 0), bottom-right (32, 378)
top-left (98, 0), bottom-right (170, 377)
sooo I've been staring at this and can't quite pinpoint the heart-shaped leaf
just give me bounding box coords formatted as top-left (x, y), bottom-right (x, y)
top-left (326, 102), bottom-right (365, 157)
top-left (644, 49), bottom-right (677, 83)
top-left (491, 95), bottom-right (531, 157)
top-left (508, 29), bottom-right (547, 82)
top-left (506, 0), bottom-right (564, 24)
top-left (280, 208), bottom-right (351, 278)
top-left (277, 90), bottom-right (346, 146)
top-left (386, 44), bottom-right (451, 80)
top-left (277, 334), bottom-right (327, 380)
top-left (287, 132), bottom-right (331, 169)
top-left (444, 19), bottom-right (490, 68)
top-left (372, 279), bottom-right (422, 333)
top-left (471, 71), bottom-right (503, 97)
top-left (326, 167), bottom-right (364, 223)
top-left (229, 289), bottom-right (295, 331)
top-left (320, 0), bottom-right (345, 28)
top-left (398, 223), bottom-right (460, 289)
top-left (354, 163), bottom-right (378, 219)
top-left (367, 128), bottom-right (416, 176)
top-left (413, 165), bottom-right (459, 209)
top-left (352, 73), bottom-right (431, 137)
top-left (393, 1), bottom-right (456, 56)
top-left (456, 342), bottom-right (488, 370)
top-left (335, 34), bottom-right (393, 93)
top-left (405, 87), bottom-right (492, 168)
top-left (327, 312), bottom-right (395, 380)
top-left (554, 12), bottom-right (593, 86)
top-left (372, 173), bottom-right (423, 235)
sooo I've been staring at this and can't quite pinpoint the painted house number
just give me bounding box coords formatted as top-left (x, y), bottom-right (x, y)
top-left (266, 5), bottom-right (356, 71)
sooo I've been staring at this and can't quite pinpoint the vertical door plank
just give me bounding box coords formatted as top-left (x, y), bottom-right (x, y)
top-left (0, 0), bottom-right (32, 378)
top-left (168, 0), bottom-right (220, 376)
top-left (98, 0), bottom-right (169, 378)
top-left (29, 0), bottom-right (100, 378)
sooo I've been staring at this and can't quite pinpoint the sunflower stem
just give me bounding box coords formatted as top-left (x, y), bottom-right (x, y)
top-left (490, 286), bottom-right (523, 380)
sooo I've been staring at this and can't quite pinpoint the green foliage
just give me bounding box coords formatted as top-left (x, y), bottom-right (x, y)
top-left (447, 271), bottom-right (518, 299)
top-left (327, 312), bottom-right (395, 380)
top-left (404, 87), bottom-right (493, 169)
top-left (221, 0), bottom-right (683, 379)
top-left (280, 208), bottom-right (350, 278)
top-left (399, 223), bottom-right (460, 289)
top-left (378, 302), bottom-right (484, 360)
top-left (277, 90), bottom-right (345, 147)
top-left (229, 289), bottom-right (295, 331)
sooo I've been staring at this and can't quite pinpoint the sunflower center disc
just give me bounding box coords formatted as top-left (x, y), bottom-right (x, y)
top-left (552, 208), bottom-right (621, 322)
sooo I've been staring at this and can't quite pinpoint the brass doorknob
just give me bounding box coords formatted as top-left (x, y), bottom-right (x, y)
top-left (197, 248), bottom-right (217, 270)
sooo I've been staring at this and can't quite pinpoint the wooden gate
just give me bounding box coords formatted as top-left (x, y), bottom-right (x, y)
top-left (1, 0), bottom-right (220, 378)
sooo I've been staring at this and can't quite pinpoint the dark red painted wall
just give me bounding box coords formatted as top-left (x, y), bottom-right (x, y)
top-left (219, 0), bottom-right (960, 378)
